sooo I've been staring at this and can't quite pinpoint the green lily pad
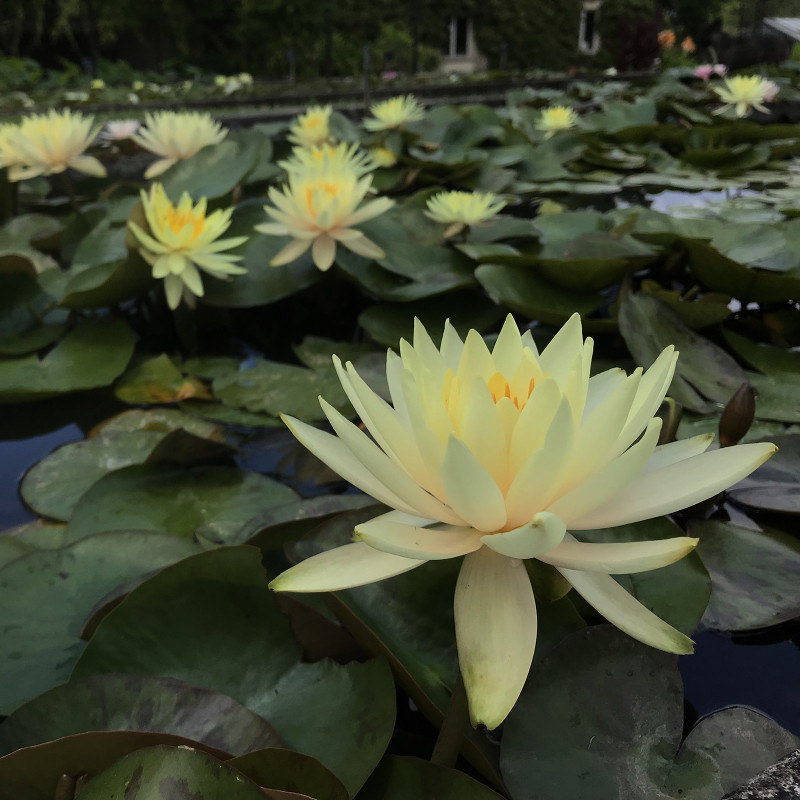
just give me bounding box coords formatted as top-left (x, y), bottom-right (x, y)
top-left (358, 291), bottom-right (504, 348)
top-left (640, 281), bottom-right (732, 329)
top-left (179, 400), bottom-right (286, 428)
top-left (0, 731), bottom-right (232, 800)
top-left (0, 318), bottom-right (135, 404)
top-left (91, 407), bottom-right (224, 439)
top-left (70, 547), bottom-right (396, 795)
top-left (2, 213), bottom-right (63, 251)
top-left (692, 519), bottom-right (800, 631)
top-left (0, 531), bottom-right (201, 715)
top-left (228, 748), bottom-right (348, 800)
top-left (0, 272), bottom-right (67, 356)
top-left (723, 329), bottom-right (800, 375)
top-left (500, 625), bottom-right (799, 800)
top-left (64, 464), bottom-right (298, 544)
top-left (0, 537), bottom-right (35, 569)
top-left (213, 360), bottom-right (350, 423)
top-left (358, 756), bottom-right (506, 800)
top-left (114, 353), bottom-right (212, 404)
top-left (77, 745), bottom-right (269, 800)
top-left (747, 372), bottom-right (800, 424)
top-left (0, 673), bottom-right (283, 756)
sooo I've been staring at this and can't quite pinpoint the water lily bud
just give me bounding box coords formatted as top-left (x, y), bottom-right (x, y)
top-left (719, 382), bottom-right (756, 447)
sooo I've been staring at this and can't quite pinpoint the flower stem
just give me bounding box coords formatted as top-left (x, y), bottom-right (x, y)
top-left (60, 172), bottom-right (85, 221)
top-left (430, 673), bottom-right (470, 768)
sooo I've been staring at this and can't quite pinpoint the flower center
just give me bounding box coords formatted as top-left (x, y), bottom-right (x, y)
top-left (487, 371), bottom-right (536, 410)
top-left (165, 207), bottom-right (205, 241)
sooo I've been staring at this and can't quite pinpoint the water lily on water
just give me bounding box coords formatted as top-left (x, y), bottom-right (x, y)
top-left (364, 95), bottom-right (425, 131)
top-left (256, 165), bottom-right (393, 271)
top-left (713, 75), bottom-right (779, 117)
top-left (287, 105), bottom-right (334, 149)
top-left (132, 111), bottom-right (227, 179)
top-left (694, 63), bottom-right (727, 81)
top-left (535, 106), bottom-right (579, 139)
top-left (270, 315), bottom-right (775, 729)
top-left (100, 119), bottom-right (141, 144)
top-left (425, 190), bottom-right (507, 238)
top-left (279, 142), bottom-right (375, 177)
top-left (129, 183), bottom-right (247, 309)
top-left (4, 109), bottom-right (106, 182)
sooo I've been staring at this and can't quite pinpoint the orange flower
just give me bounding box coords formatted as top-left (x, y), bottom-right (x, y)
top-left (657, 29), bottom-right (676, 50)
top-left (681, 36), bottom-right (695, 53)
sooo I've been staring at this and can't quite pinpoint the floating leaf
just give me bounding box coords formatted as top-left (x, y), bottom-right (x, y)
top-left (114, 353), bottom-right (212, 404)
top-left (0, 674), bottom-right (283, 756)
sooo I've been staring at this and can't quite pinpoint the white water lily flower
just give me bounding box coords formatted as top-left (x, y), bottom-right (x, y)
top-left (132, 111), bottom-right (227, 179)
top-left (129, 183), bottom-right (247, 309)
top-left (425, 190), bottom-right (507, 238)
top-left (712, 75), bottom-right (779, 117)
top-left (364, 95), bottom-right (425, 131)
top-left (6, 110), bottom-right (106, 182)
top-left (270, 314), bottom-right (776, 730)
top-left (101, 119), bottom-right (141, 143)
top-left (279, 142), bottom-right (375, 178)
top-left (287, 105), bottom-right (334, 149)
top-left (256, 168), bottom-right (393, 271)
top-left (535, 106), bottom-right (579, 138)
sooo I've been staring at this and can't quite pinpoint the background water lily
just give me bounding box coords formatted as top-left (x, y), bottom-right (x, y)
top-left (270, 315), bottom-right (775, 729)
top-left (535, 106), bottom-right (579, 139)
top-left (364, 95), bottom-right (425, 131)
top-left (425, 190), bottom-right (507, 237)
top-left (128, 183), bottom-right (247, 309)
top-left (287, 105), bottom-right (334, 149)
top-left (713, 75), bottom-right (779, 117)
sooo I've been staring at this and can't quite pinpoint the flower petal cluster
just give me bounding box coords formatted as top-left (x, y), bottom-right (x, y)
top-left (132, 111), bottom-right (227, 179)
top-left (287, 105), bottom-right (334, 149)
top-left (279, 142), bottom-right (375, 177)
top-left (270, 314), bottom-right (776, 729)
top-left (425, 190), bottom-right (507, 237)
top-left (681, 36), bottom-right (695, 53)
top-left (713, 75), bottom-right (779, 117)
top-left (364, 95), bottom-right (425, 131)
top-left (3, 110), bottom-right (106, 182)
top-left (101, 120), bottom-right (141, 144)
top-left (657, 29), bottom-right (676, 49)
top-left (256, 159), bottom-right (393, 272)
top-left (535, 106), bottom-right (579, 139)
top-left (128, 183), bottom-right (247, 309)
top-left (694, 63), bottom-right (727, 80)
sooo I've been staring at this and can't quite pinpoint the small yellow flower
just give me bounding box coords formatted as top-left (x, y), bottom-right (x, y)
top-left (279, 142), bottom-right (375, 177)
top-left (287, 105), bottom-right (334, 149)
top-left (238, 72), bottom-right (254, 85)
top-left (128, 184), bottom-right (247, 310)
top-left (713, 75), bottom-right (779, 117)
top-left (5, 110), bottom-right (106, 182)
top-left (269, 314), bottom-right (776, 729)
top-left (370, 146), bottom-right (398, 168)
top-left (424, 190), bottom-right (507, 238)
top-left (257, 168), bottom-right (393, 271)
top-left (90, 78), bottom-right (105, 90)
top-left (132, 80), bottom-right (145, 92)
top-left (535, 106), bottom-right (579, 139)
top-left (214, 75), bottom-right (227, 87)
top-left (132, 111), bottom-right (227, 179)
top-left (364, 95), bottom-right (425, 131)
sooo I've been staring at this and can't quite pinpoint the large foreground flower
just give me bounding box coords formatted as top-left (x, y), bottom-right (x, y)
top-left (256, 169), bottom-right (393, 271)
top-left (5, 110), bottom-right (106, 182)
top-left (270, 315), bottom-right (775, 729)
top-left (713, 75), bottom-right (779, 117)
top-left (364, 95), bottom-right (425, 131)
top-left (132, 111), bottom-right (227, 178)
top-left (425, 190), bottom-right (507, 238)
top-left (535, 106), bottom-right (579, 139)
top-left (128, 183), bottom-right (247, 309)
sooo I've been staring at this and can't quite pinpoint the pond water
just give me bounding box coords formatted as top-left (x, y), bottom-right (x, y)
top-left (2, 416), bottom-right (799, 735)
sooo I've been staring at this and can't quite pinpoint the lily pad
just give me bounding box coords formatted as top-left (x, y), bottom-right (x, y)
top-left (692, 519), bottom-right (800, 631)
top-left (0, 531), bottom-right (201, 715)
top-left (64, 464), bottom-right (298, 544)
top-left (70, 546), bottom-right (396, 795)
top-left (114, 353), bottom-right (212, 404)
top-left (0, 673), bottom-right (284, 756)
top-left (0, 318), bottom-right (135, 404)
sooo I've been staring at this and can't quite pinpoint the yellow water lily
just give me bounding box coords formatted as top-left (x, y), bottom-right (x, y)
top-left (132, 111), bottom-right (227, 179)
top-left (370, 146), bottom-right (398, 167)
top-left (270, 314), bottom-right (776, 729)
top-left (535, 106), bottom-right (579, 138)
top-left (256, 168), bottom-right (393, 271)
top-left (0, 124), bottom-right (26, 176)
top-left (287, 105), bottom-right (334, 149)
top-left (712, 75), bottom-right (779, 117)
top-left (128, 183), bottom-right (247, 309)
top-left (425, 190), bottom-right (507, 238)
top-left (279, 142), bottom-right (375, 177)
top-left (4, 110), bottom-right (106, 182)
top-left (364, 95), bottom-right (425, 131)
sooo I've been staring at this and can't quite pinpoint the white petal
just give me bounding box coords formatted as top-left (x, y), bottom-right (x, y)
top-left (642, 434), bottom-right (714, 473)
top-left (491, 314), bottom-right (523, 377)
top-left (547, 417), bottom-right (662, 525)
top-left (455, 547), bottom-right (537, 729)
top-left (509, 377), bottom-right (562, 474)
top-left (567, 441), bottom-right (777, 530)
top-left (558, 567), bottom-right (694, 653)
top-left (458, 378), bottom-right (507, 488)
top-left (355, 513), bottom-right (482, 559)
top-left (312, 234), bottom-right (337, 270)
top-left (319, 398), bottom-right (463, 524)
top-left (342, 234), bottom-right (385, 260)
top-left (270, 542), bottom-right (424, 592)
top-left (538, 313), bottom-right (583, 383)
top-left (481, 512), bottom-right (566, 559)
top-left (539, 532), bottom-right (698, 573)
top-left (270, 237), bottom-right (312, 266)
top-left (583, 368), bottom-right (626, 420)
top-left (441, 436), bottom-right (507, 532)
